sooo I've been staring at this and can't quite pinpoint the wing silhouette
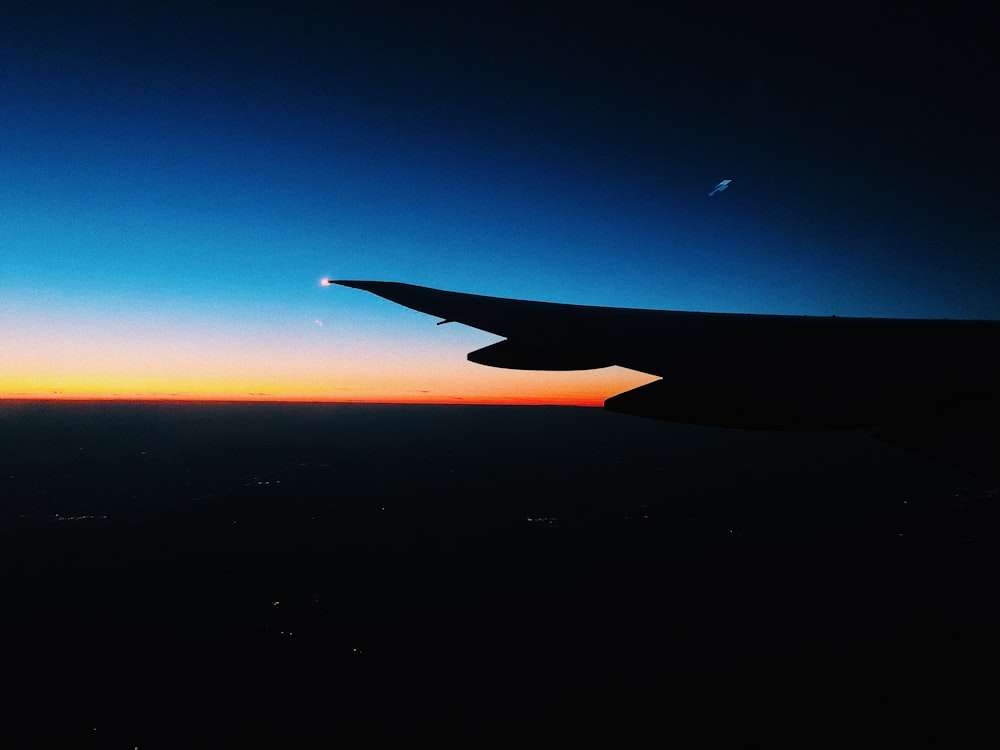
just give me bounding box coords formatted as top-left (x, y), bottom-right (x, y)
top-left (334, 280), bottom-right (1000, 478)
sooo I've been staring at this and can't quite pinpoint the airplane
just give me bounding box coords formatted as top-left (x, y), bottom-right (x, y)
top-left (330, 280), bottom-right (1000, 480)
top-left (708, 179), bottom-right (732, 196)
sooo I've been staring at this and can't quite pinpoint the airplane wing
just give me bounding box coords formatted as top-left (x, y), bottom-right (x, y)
top-left (334, 280), bottom-right (1000, 478)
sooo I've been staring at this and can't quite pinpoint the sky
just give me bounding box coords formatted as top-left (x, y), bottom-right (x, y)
top-left (2, 1), bottom-right (997, 403)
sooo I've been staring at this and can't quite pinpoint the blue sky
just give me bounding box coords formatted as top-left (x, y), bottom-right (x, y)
top-left (2, 2), bottom-right (997, 400)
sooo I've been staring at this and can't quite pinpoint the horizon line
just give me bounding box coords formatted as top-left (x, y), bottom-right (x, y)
top-left (0, 395), bottom-right (603, 407)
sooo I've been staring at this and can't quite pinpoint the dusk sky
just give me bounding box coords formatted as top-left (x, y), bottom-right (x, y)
top-left (2, 2), bottom-right (996, 403)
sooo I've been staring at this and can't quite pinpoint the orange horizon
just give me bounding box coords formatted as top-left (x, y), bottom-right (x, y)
top-left (0, 393), bottom-right (606, 406)
top-left (2, 302), bottom-right (655, 410)
top-left (0, 365), bottom-right (652, 408)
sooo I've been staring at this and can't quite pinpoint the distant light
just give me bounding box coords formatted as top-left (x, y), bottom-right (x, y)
top-left (320, 278), bottom-right (333, 286)
top-left (708, 179), bottom-right (732, 197)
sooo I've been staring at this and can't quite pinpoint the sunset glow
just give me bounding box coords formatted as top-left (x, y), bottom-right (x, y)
top-left (1, 290), bottom-right (652, 404)
top-left (0, 366), bottom-right (653, 406)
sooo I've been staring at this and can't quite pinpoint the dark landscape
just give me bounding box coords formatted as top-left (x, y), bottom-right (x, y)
top-left (2, 400), bottom-right (998, 745)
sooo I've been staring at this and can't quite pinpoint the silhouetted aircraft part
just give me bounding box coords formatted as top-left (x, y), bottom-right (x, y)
top-left (467, 339), bottom-right (612, 371)
top-left (332, 280), bottom-right (1000, 478)
top-left (708, 179), bottom-right (732, 196)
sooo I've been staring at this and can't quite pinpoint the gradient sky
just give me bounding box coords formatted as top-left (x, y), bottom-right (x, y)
top-left (2, 2), bottom-right (997, 403)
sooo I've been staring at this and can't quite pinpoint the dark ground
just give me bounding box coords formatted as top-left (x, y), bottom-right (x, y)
top-left (1, 401), bottom-right (997, 745)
